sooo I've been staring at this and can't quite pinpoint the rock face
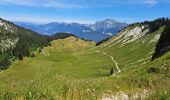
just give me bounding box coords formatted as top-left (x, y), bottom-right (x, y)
top-left (121, 25), bottom-right (149, 45)
top-left (0, 18), bottom-right (19, 53)
top-left (0, 20), bottom-right (4, 26)
top-left (0, 38), bottom-right (19, 53)
top-left (103, 25), bottom-right (150, 46)
top-left (0, 18), bottom-right (17, 33)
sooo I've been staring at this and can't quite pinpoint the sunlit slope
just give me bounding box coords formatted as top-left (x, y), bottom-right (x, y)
top-left (0, 37), bottom-right (113, 79)
top-left (97, 25), bottom-right (164, 71)
top-left (0, 36), bottom-right (117, 99)
top-left (93, 24), bottom-right (170, 99)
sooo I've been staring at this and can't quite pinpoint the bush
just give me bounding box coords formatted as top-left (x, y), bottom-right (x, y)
top-left (110, 68), bottom-right (114, 75)
top-left (0, 54), bottom-right (11, 69)
top-left (148, 67), bottom-right (160, 74)
top-left (30, 53), bottom-right (35, 58)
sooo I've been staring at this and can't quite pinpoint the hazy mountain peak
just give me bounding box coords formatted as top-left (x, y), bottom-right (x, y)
top-left (97, 19), bottom-right (118, 24)
top-left (90, 19), bottom-right (127, 31)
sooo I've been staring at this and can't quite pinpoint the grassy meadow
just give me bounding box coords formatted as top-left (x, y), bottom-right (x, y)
top-left (0, 33), bottom-right (170, 100)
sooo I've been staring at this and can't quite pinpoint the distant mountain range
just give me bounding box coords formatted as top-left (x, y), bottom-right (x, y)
top-left (14, 19), bottom-right (128, 42)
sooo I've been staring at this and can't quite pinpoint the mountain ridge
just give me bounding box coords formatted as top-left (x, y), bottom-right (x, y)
top-left (14, 19), bottom-right (128, 42)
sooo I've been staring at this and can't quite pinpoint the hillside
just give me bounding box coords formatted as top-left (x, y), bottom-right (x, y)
top-left (0, 37), bottom-right (114, 99)
top-left (95, 18), bottom-right (170, 99)
top-left (0, 18), bottom-right (170, 99)
top-left (0, 18), bottom-right (50, 69)
top-left (0, 18), bottom-right (79, 70)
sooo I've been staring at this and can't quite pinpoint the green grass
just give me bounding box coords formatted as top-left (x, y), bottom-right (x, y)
top-left (100, 27), bottom-right (165, 70)
top-left (0, 27), bottom-right (170, 100)
top-left (0, 37), bottom-right (115, 99)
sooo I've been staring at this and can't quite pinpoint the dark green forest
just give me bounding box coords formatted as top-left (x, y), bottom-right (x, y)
top-left (152, 19), bottom-right (170, 59)
top-left (141, 18), bottom-right (170, 59)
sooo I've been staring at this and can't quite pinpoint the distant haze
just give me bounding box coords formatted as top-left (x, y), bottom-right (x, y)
top-left (14, 19), bottom-right (128, 42)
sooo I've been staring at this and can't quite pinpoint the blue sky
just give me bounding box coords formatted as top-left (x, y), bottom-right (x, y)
top-left (0, 0), bottom-right (169, 24)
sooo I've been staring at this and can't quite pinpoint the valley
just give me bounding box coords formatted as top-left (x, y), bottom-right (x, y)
top-left (0, 0), bottom-right (170, 98)
top-left (0, 18), bottom-right (170, 99)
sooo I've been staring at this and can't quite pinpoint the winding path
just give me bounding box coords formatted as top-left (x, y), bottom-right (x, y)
top-left (95, 49), bottom-right (128, 100)
top-left (95, 49), bottom-right (121, 76)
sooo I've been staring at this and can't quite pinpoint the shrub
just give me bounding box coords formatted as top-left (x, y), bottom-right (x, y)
top-left (148, 67), bottom-right (160, 74)
top-left (110, 68), bottom-right (114, 75)
top-left (30, 53), bottom-right (35, 58)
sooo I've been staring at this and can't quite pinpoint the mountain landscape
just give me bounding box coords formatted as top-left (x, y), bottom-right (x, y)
top-left (14, 19), bottom-right (128, 42)
top-left (0, 17), bottom-right (170, 99)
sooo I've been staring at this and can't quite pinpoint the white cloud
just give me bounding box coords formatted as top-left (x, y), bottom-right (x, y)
top-left (0, 0), bottom-right (96, 8)
top-left (143, 0), bottom-right (158, 6)
top-left (0, 15), bottom-right (94, 24)
top-left (0, 0), bottom-right (168, 8)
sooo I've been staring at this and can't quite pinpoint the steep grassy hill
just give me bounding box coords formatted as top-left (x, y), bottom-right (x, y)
top-left (95, 19), bottom-right (170, 99)
top-left (97, 25), bottom-right (163, 72)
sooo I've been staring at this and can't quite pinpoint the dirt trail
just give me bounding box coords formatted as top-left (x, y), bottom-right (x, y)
top-left (95, 49), bottom-right (121, 76)
top-left (101, 52), bottom-right (121, 76)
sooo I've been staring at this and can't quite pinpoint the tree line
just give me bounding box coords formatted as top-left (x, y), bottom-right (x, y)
top-left (152, 18), bottom-right (170, 59)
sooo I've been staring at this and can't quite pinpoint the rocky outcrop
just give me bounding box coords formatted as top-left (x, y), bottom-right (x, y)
top-left (121, 25), bottom-right (149, 45)
top-left (0, 38), bottom-right (19, 53)
top-left (101, 90), bottom-right (149, 100)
